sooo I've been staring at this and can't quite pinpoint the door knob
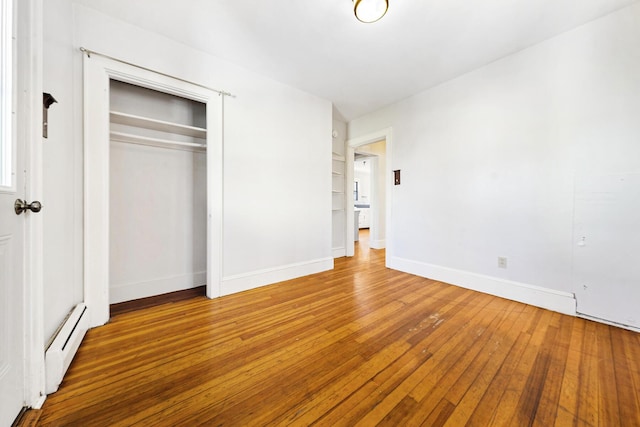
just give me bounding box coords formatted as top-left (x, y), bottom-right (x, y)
top-left (14, 199), bottom-right (42, 215)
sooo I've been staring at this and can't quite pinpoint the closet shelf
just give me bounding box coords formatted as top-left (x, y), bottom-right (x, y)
top-left (110, 131), bottom-right (206, 152)
top-left (110, 111), bottom-right (207, 139)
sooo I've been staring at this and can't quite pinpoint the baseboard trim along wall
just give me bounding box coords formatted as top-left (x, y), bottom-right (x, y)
top-left (110, 271), bottom-right (206, 304)
top-left (369, 239), bottom-right (386, 250)
top-left (333, 247), bottom-right (346, 258)
top-left (389, 257), bottom-right (576, 316)
top-left (222, 257), bottom-right (334, 296)
top-left (577, 314), bottom-right (640, 333)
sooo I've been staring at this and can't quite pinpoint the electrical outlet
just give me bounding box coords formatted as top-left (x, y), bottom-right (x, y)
top-left (498, 257), bottom-right (508, 269)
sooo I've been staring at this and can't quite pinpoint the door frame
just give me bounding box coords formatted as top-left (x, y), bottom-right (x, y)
top-left (346, 127), bottom-right (392, 264)
top-left (14, 0), bottom-right (46, 410)
top-left (83, 54), bottom-right (223, 328)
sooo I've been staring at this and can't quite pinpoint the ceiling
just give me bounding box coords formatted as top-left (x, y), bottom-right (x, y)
top-left (75, 0), bottom-right (638, 121)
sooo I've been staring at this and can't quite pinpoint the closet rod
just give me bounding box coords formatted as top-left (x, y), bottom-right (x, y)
top-left (110, 131), bottom-right (206, 151)
top-left (79, 47), bottom-right (236, 98)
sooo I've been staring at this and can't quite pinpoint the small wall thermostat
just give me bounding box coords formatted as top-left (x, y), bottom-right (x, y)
top-left (394, 170), bottom-right (401, 185)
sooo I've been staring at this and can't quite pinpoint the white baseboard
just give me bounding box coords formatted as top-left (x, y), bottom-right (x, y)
top-left (577, 313), bottom-right (640, 333)
top-left (222, 257), bottom-right (334, 296)
top-left (110, 271), bottom-right (206, 304)
top-left (333, 247), bottom-right (346, 258)
top-left (31, 395), bottom-right (47, 410)
top-left (389, 256), bottom-right (576, 316)
top-left (369, 239), bottom-right (385, 249)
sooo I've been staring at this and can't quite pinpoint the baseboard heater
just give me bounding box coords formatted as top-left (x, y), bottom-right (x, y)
top-left (45, 303), bottom-right (90, 394)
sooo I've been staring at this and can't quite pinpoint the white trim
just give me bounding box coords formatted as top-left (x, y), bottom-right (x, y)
top-left (222, 258), bottom-right (334, 296)
top-left (83, 54), bottom-right (224, 327)
top-left (79, 47), bottom-right (234, 98)
top-left (389, 256), bottom-right (577, 316)
top-left (17, 0), bottom-right (45, 409)
top-left (369, 239), bottom-right (385, 250)
top-left (332, 247), bottom-right (346, 258)
top-left (110, 272), bottom-right (206, 304)
top-left (346, 127), bottom-right (392, 264)
top-left (576, 314), bottom-right (640, 333)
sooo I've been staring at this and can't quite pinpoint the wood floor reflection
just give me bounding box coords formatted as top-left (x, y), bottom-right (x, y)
top-left (31, 229), bottom-right (640, 426)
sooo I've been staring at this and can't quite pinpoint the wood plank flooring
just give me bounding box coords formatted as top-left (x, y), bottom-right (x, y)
top-left (31, 231), bottom-right (640, 426)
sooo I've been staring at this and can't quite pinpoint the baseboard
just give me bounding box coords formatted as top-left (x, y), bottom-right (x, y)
top-left (110, 271), bottom-right (206, 304)
top-left (332, 247), bottom-right (346, 258)
top-left (30, 394), bottom-right (46, 410)
top-left (110, 286), bottom-right (206, 316)
top-left (369, 239), bottom-right (385, 249)
top-left (577, 313), bottom-right (640, 333)
top-left (222, 257), bottom-right (334, 296)
top-left (389, 256), bottom-right (576, 316)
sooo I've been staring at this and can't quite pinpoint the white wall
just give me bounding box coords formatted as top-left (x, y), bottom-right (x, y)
top-left (42, 1), bottom-right (332, 341)
top-left (348, 4), bottom-right (640, 315)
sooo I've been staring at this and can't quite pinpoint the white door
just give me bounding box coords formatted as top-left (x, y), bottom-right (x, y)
top-left (0, 0), bottom-right (26, 420)
top-left (0, 160), bottom-right (26, 427)
top-left (573, 173), bottom-right (640, 329)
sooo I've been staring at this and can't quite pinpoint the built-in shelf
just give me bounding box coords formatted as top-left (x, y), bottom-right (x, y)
top-left (332, 153), bottom-right (346, 162)
top-left (332, 192), bottom-right (345, 210)
top-left (110, 111), bottom-right (207, 139)
top-left (332, 171), bottom-right (343, 175)
top-left (110, 131), bottom-right (206, 152)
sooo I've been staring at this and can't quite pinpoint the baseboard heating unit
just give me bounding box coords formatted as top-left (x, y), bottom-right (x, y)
top-left (45, 303), bottom-right (89, 394)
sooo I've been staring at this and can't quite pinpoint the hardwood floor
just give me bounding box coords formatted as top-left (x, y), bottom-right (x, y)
top-left (31, 230), bottom-right (640, 426)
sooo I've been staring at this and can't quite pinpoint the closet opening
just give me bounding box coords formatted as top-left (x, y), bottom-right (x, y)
top-left (108, 80), bottom-right (207, 313)
top-left (83, 52), bottom-right (223, 328)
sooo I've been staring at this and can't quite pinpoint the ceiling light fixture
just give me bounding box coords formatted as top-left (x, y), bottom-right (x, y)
top-left (353, 0), bottom-right (388, 23)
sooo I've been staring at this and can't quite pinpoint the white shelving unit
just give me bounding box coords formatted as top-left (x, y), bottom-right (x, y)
top-left (110, 111), bottom-right (207, 138)
top-left (332, 152), bottom-right (345, 211)
top-left (109, 111), bottom-right (206, 152)
top-left (331, 123), bottom-right (347, 258)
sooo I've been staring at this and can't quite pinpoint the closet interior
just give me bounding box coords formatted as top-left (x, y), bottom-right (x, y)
top-left (109, 80), bottom-right (208, 304)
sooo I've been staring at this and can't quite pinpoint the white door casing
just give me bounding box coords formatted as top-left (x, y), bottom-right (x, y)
top-left (346, 128), bottom-right (392, 261)
top-left (83, 53), bottom-right (224, 327)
